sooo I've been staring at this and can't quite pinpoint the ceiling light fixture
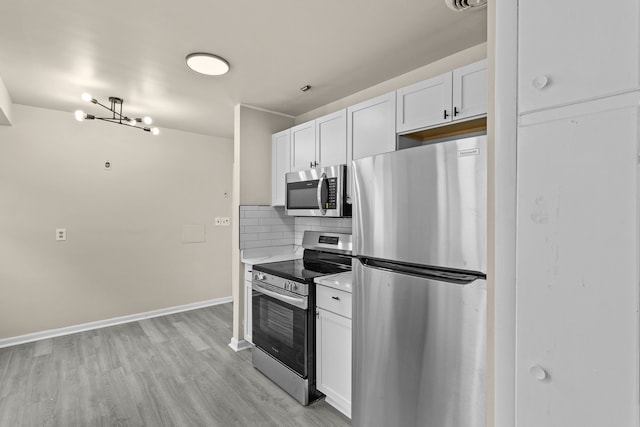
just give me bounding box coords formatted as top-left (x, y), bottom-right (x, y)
top-left (445, 0), bottom-right (487, 12)
top-left (185, 53), bottom-right (230, 76)
top-left (74, 93), bottom-right (159, 135)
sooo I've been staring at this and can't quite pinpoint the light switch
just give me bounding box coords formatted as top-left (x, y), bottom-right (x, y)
top-left (56, 228), bottom-right (66, 241)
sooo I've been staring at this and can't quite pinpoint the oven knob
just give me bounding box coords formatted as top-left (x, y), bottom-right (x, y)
top-left (292, 283), bottom-right (299, 291)
top-left (257, 273), bottom-right (265, 281)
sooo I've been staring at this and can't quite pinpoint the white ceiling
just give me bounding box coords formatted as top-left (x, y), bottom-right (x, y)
top-left (0, 0), bottom-right (487, 138)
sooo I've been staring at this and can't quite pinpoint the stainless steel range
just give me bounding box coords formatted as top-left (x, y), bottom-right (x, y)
top-left (251, 231), bottom-right (352, 405)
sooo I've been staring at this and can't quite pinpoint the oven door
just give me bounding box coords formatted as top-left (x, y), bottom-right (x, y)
top-left (252, 281), bottom-right (309, 378)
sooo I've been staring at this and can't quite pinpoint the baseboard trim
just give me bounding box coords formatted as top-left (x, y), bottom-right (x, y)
top-left (0, 296), bottom-right (233, 349)
top-left (228, 337), bottom-right (252, 352)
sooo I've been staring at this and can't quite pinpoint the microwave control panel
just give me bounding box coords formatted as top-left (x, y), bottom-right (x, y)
top-left (326, 178), bottom-right (337, 209)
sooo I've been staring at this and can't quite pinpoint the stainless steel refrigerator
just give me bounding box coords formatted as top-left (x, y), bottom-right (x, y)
top-left (352, 133), bottom-right (487, 427)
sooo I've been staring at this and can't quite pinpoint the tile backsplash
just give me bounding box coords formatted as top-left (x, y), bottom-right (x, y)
top-left (239, 205), bottom-right (352, 249)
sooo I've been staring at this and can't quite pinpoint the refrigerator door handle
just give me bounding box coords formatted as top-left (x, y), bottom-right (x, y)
top-left (316, 172), bottom-right (327, 215)
top-left (358, 257), bottom-right (485, 284)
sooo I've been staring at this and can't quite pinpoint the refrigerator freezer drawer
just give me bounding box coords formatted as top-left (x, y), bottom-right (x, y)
top-left (352, 260), bottom-right (486, 427)
top-left (352, 134), bottom-right (487, 273)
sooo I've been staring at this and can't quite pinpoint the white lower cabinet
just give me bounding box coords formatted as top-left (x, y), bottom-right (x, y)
top-left (316, 285), bottom-right (352, 418)
top-left (243, 263), bottom-right (253, 344)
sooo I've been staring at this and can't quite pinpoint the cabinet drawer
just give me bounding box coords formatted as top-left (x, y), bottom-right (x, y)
top-left (316, 285), bottom-right (352, 319)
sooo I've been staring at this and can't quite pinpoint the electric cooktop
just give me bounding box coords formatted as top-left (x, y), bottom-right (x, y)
top-left (253, 256), bottom-right (351, 283)
top-left (252, 232), bottom-right (353, 284)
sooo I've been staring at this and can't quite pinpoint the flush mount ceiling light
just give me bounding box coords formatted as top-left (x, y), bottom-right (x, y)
top-left (74, 93), bottom-right (159, 135)
top-left (185, 52), bottom-right (230, 76)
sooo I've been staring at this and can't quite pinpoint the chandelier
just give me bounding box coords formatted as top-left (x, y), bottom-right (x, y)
top-left (74, 93), bottom-right (159, 135)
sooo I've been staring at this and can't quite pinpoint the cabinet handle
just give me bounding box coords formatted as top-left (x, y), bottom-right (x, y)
top-left (532, 75), bottom-right (549, 90)
top-left (443, 109), bottom-right (449, 119)
top-left (310, 161), bottom-right (313, 168)
top-left (454, 107), bottom-right (459, 117)
top-left (331, 296), bottom-right (340, 301)
top-left (530, 365), bottom-right (548, 381)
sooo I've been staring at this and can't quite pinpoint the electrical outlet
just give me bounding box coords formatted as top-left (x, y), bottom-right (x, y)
top-left (215, 217), bottom-right (222, 226)
top-left (56, 228), bottom-right (66, 241)
top-left (221, 217), bottom-right (230, 226)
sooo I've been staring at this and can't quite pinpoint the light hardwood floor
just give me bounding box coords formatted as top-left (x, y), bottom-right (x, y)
top-left (0, 303), bottom-right (351, 426)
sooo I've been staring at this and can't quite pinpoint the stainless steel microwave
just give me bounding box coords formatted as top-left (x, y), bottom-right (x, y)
top-left (285, 164), bottom-right (351, 217)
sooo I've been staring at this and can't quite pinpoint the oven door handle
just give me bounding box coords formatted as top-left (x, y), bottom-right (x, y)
top-left (317, 172), bottom-right (327, 215)
top-left (253, 282), bottom-right (308, 310)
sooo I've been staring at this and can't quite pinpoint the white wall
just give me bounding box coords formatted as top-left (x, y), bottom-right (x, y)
top-left (0, 104), bottom-right (233, 340)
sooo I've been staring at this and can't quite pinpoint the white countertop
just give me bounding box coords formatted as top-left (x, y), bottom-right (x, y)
top-left (240, 245), bottom-right (303, 265)
top-left (314, 271), bottom-right (353, 293)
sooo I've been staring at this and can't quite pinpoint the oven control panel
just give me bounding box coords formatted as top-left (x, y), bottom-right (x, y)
top-left (253, 272), bottom-right (309, 296)
top-left (284, 280), bottom-right (300, 292)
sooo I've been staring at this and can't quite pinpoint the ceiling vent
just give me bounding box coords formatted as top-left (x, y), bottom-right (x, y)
top-left (445, 0), bottom-right (487, 12)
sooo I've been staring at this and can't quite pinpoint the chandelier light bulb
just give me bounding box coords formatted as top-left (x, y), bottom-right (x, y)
top-left (81, 92), bottom-right (93, 102)
top-left (151, 127), bottom-right (160, 136)
top-left (143, 116), bottom-right (152, 125)
top-left (74, 110), bottom-right (85, 121)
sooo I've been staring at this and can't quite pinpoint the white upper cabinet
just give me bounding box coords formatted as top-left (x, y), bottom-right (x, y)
top-left (347, 91), bottom-right (396, 161)
top-left (518, 0), bottom-right (640, 114)
top-left (271, 129), bottom-right (291, 206)
top-left (452, 59), bottom-right (488, 121)
top-left (290, 110), bottom-right (347, 172)
top-left (290, 120), bottom-right (317, 172)
top-left (396, 73), bottom-right (452, 132)
top-left (346, 92), bottom-right (396, 202)
top-left (316, 109), bottom-right (347, 168)
top-left (397, 59), bottom-right (487, 133)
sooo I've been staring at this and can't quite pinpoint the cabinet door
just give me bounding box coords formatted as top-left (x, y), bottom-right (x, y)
top-left (396, 72), bottom-right (452, 133)
top-left (452, 59), bottom-right (487, 121)
top-left (291, 120), bottom-right (316, 172)
top-left (516, 107), bottom-right (639, 426)
top-left (244, 282), bottom-right (253, 343)
top-left (518, 0), bottom-right (639, 113)
top-left (346, 92), bottom-right (396, 201)
top-left (243, 264), bottom-right (253, 344)
top-left (316, 307), bottom-right (352, 417)
top-left (347, 91), bottom-right (396, 161)
top-left (316, 109), bottom-right (347, 168)
top-left (271, 129), bottom-right (291, 206)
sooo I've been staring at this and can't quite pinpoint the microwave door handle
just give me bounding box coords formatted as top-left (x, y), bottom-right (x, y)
top-left (317, 172), bottom-right (327, 215)
top-left (253, 283), bottom-right (308, 310)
